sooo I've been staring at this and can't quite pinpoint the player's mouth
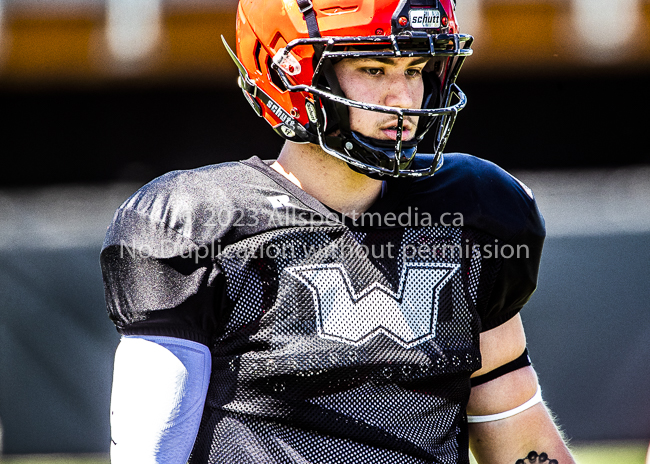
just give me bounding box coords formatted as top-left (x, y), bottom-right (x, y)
top-left (379, 119), bottom-right (417, 141)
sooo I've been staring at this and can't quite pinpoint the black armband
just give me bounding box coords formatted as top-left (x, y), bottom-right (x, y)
top-left (471, 348), bottom-right (531, 387)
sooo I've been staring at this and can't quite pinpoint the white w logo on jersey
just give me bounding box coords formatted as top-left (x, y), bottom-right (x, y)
top-left (287, 262), bottom-right (459, 349)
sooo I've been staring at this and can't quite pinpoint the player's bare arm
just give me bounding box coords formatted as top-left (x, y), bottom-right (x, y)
top-left (467, 315), bottom-right (575, 464)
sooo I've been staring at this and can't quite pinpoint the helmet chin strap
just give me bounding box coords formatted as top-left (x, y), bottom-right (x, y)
top-left (295, 0), bottom-right (321, 39)
top-left (322, 128), bottom-right (418, 178)
top-left (353, 132), bottom-right (417, 164)
top-left (349, 132), bottom-right (418, 177)
top-left (294, 0), bottom-right (349, 140)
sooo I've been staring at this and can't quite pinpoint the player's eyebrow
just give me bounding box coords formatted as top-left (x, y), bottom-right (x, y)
top-left (354, 56), bottom-right (430, 66)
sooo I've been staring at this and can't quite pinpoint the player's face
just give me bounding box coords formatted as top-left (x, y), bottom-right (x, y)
top-left (333, 56), bottom-right (428, 141)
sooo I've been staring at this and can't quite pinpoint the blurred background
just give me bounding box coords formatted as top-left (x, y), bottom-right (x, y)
top-left (0, 0), bottom-right (649, 461)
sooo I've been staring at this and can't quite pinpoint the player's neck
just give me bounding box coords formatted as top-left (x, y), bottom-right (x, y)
top-left (271, 141), bottom-right (382, 219)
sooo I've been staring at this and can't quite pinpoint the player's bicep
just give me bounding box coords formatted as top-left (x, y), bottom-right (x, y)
top-left (472, 313), bottom-right (527, 377)
top-left (468, 314), bottom-right (533, 416)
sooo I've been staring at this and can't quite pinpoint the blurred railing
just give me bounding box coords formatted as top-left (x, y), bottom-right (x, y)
top-left (0, 0), bottom-right (239, 85)
top-left (458, 0), bottom-right (650, 74)
top-left (0, 0), bottom-right (648, 86)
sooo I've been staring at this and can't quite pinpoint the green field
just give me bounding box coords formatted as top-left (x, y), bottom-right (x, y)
top-left (1, 442), bottom-right (647, 464)
top-left (571, 441), bottom-right (648, 464)
top-left (463, 441), bottom-right (648, 464)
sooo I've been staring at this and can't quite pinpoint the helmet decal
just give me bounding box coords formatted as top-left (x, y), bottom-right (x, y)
top-left (408, 9), bottom-right (441, 29)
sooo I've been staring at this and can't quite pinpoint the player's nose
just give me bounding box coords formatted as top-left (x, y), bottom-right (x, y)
top-left (383, 74), bottom-right (417, 109)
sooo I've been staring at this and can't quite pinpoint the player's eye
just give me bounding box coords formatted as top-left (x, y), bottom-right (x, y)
top-left (364, 67), bottom-right (383, 76)
top-left (405, 68), bottom-right (423, 77)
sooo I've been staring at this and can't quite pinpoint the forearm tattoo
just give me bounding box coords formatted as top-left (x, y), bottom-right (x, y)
top-left (515, 451), bottom-right (558, 464)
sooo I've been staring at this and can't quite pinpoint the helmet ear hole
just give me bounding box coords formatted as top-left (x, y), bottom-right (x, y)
top-left (266, 56), bottom-right (287, 92)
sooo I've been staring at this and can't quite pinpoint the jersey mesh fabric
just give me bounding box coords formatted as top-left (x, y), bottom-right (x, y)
top-left (187, 224), bottom-right (499, 464)
top-left (101, 154), bottom-right (545, 464)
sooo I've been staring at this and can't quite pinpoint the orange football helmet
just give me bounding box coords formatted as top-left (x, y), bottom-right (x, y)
top-left (223, 0), bottom-right (472, 177)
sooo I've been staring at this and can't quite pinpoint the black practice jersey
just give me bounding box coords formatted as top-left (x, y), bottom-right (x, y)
top-left (100, 154), bottom-right (545, 464)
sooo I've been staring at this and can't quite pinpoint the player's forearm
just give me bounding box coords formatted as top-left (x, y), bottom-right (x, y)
top-left (469, 403), bottom-right (575, 464)
top-left (110, 336), bottom-right (211, 464)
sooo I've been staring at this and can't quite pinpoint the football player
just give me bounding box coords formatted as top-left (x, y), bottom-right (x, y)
top-left (101, 0), bottom-right (576, 462)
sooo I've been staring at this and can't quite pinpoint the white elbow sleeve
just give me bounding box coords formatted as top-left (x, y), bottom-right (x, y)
top-left (110, 335), bottom-right (211, 464)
